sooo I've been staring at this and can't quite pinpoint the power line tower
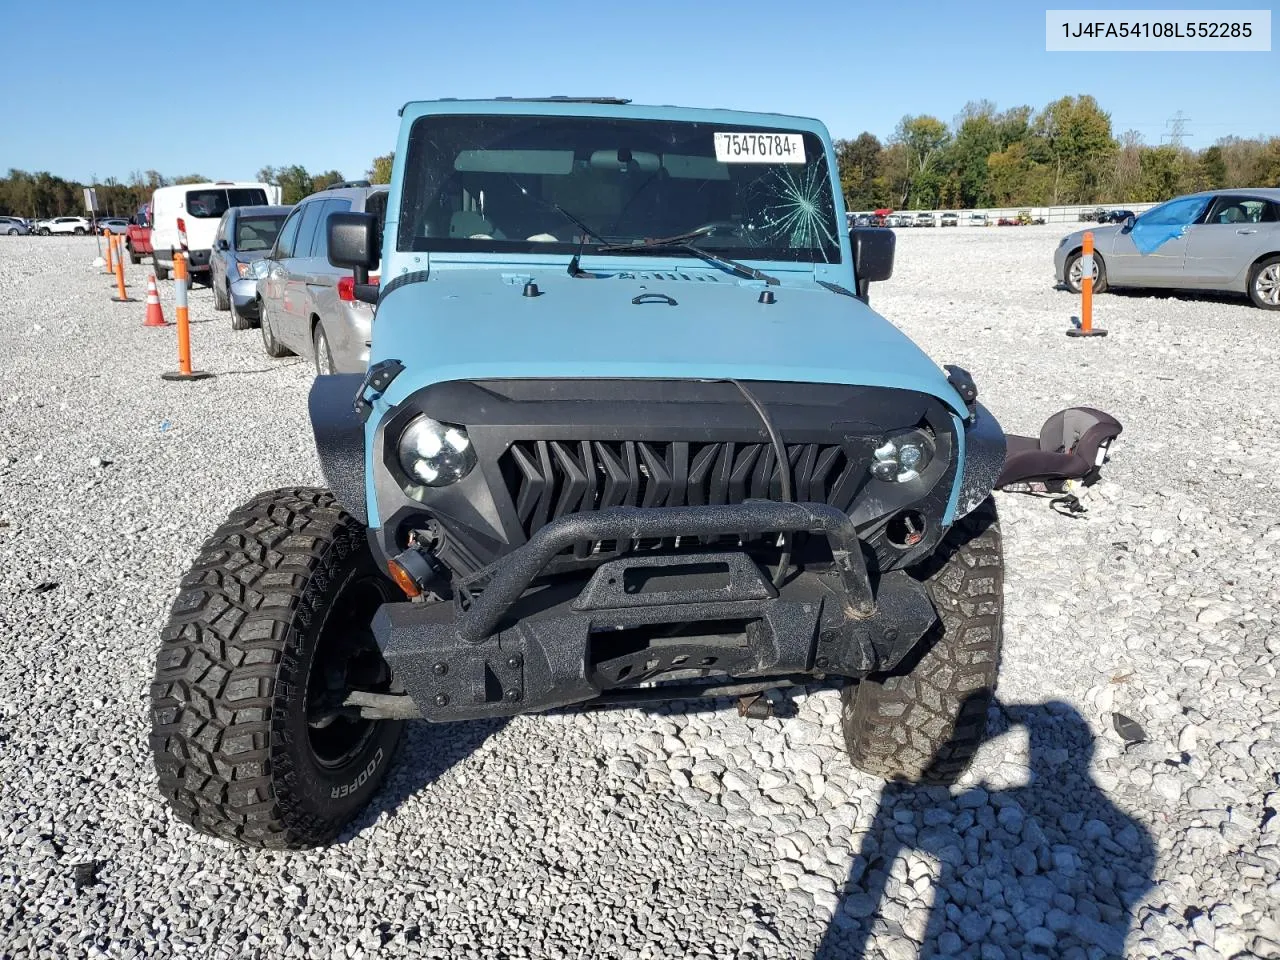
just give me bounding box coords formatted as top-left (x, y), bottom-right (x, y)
top-left (1161, 111), bottom-right (1192, 148)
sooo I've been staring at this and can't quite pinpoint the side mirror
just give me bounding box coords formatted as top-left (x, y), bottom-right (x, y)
top-left (850, 227), bottom-right (895, 301)
top-left (1122, 214), bottom-right (1136, 231)
top-left (216, 238), bottom-right (229, 250)
top-left (328, 212), bottom-right (380, 304)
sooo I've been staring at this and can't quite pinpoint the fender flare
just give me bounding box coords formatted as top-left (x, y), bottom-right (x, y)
top-left (954, 402), bottom-right (1006, 521)
top-left (309, 374), bottom-right (368, 525)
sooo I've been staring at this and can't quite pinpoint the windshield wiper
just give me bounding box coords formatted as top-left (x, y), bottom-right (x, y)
top-left (600, 231), bottom-right (780, 286)
top-left (544, 203), bottom-right (609, 278)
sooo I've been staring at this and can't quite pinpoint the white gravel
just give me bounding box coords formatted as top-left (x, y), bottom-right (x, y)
top-left (1, 231), bottom-right (1277, 959)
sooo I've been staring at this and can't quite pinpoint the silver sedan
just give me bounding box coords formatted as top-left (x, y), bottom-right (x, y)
top-left (1054, 188), bottom-right (1280, 309)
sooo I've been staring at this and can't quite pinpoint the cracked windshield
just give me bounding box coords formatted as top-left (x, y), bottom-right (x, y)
top-left (398, 115), bottom-right (841, 263)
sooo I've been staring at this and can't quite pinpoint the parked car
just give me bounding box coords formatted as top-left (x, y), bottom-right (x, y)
top-left (152, 96), bottom-right (1010, 850)
top-left (1054, 188), bottom-right (1280, 309)
top-left (150, 181), bottom-right (280, 283)
top-left (37, 216), bottom-right (91, 235)
top-left (98, 218), bottom-right (129, 235)
top-left (0, 216), bottom-right (28, 235)
top-left (968, 213), bottom-right (990, 227)
top-left (915, 212), bottom-right (935, 228)
top-left (253, 184), bottom-right (388, 372)
top-left (940, 212), bottom-right (959, 227)
top-left (125, 203), bottom-right (153, 264)
top-left (1098, 209), bottom-right (1135, 224)
top-left (997, 216), bottom-right (1020, 226)
top-left (208, 204), bottom-right (292, 329)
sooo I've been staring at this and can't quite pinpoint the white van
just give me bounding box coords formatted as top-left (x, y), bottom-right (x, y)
top-left (150, 181), bottom-right (281, 282)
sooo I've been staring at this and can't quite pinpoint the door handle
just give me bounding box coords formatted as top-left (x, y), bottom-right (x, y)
top-left (1236, 229), bottom-right (1257, 235)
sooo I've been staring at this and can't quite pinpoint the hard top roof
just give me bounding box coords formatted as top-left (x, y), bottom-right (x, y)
top-left (396, 97), bottom-right (825, 132)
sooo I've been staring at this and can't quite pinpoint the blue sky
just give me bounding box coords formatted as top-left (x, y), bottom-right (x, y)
top-left (2, 0), bottom-right (1274, 183)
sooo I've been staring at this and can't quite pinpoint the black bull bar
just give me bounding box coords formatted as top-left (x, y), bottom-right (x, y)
top-left (370, 501), bottom-right (938, 721)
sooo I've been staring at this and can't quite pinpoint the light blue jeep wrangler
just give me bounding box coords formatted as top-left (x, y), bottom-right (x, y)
top-left (151, 98), bottom-right (1007, 849)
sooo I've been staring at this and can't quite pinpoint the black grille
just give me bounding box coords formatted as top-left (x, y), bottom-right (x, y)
top-left (500, 440), bottom-right (862, 543)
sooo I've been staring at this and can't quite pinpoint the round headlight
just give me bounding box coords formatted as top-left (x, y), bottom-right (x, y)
top-left (870, 430), bottom-right (935, 483)
top-left (397, 416), bottom-right (476, 487)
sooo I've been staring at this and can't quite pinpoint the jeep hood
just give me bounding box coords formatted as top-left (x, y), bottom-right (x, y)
top-left (371, 270), bottom-right (967, 414)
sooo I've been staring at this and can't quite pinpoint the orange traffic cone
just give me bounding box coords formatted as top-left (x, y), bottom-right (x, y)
top-left (143, 275), bottom-right (168, 327)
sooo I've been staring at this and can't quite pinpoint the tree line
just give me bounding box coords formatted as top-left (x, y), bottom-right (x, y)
top-left (0, 154), bottom-right (396, 219)
top-left (836, 94), bottom-right (1280, 212)
top-left (4, 99), bottom-right (1278, 219)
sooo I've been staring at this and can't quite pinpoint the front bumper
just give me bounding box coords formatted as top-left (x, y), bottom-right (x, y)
top-left (372, 501), bottom-right (938, 721)
top-left (1053, 241), bottom-right (1072, 283)
top-left (230, 276), bottom-right (260, 316)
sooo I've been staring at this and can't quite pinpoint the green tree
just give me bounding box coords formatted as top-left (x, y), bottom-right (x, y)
top-left (367, 152), bottom-right (395, 184)
top-left (1198, 145), bottom-right (1227, 189)
top-left (834, 133), bottom-right (882, 211)
top-left (1030, 95), bottom-right (1116, 203)
top-left (310, 170), bottom-right (346, 192)
top-left (891, 115), bottom-right (949, 206)
top-left (171, 174), bottom-right (209, 185)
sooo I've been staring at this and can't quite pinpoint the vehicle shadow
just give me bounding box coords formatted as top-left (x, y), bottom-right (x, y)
top-left (813, 698), bottom-right (1155, 959)
top-left (1103, 287), bottom-right (1250, 308)
top-left (342, 679), bottom-right (816, 842)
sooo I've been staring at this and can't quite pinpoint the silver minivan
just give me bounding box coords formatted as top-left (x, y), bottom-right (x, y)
top-left (254, 183), bottom-right (388, 373)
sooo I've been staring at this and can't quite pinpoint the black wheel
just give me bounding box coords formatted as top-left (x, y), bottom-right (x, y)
top-left (231, 299), bottom-right (253, 331)
top-left (314, 323), bottom-right (335, 375)
top-left (128, 242), bottom-right (142, 265)
top-left (212, 278), bottom-right (230, 311)
top-left (5, 228), bottom-right (17, 236)
top-left (39, 228), bottom-right (50, 236)
top-left (1247, 255), bottom-right (1280, 310)
top-left (1065, 250), bottom-right (1108, 294)
top-left (841, 498), bottom-right (1003, 785)
top-left (153, 254), bottom-right (169, 281)
top-left (260, 299), bottom-right (291, 357)
top-left (150, 487), bottom-right (403, 849)
top-left (74, 227), bottom-right (86, 235)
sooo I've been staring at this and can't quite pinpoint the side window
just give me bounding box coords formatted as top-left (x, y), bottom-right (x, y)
top-left (312, 199), bottom-right (351, 262)
top-left (1204, 196), bottom-right (1275, 225)
top-left (294, 201), bottom-right (327, 259)
top-left (274, 207), bottom-right (305, 258)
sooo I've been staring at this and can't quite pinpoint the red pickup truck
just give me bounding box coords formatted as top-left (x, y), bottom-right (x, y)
top-left (125, 202), bottom-right (153, 264)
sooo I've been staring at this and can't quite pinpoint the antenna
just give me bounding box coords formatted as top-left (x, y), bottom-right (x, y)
top-left (1161, 111), bottom-right (1192, 148)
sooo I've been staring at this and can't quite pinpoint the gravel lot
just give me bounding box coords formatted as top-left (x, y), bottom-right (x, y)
top-left (1, 230), bottom-right (1277, 960)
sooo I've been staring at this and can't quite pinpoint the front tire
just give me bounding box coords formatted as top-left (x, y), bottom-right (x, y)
top-left (841, 498), bottom-right (1003, 785)
top-left (212, 278), bottom-right (230, 311)
top-left (150, 488), bottom-right (402, 849)
top-left (127, 242), bottom-right (142, 264)
top-left (74, 227), bottom-right (86, 235)
top-left (1065, 250), bottom-right (1108, 294)
top-left (153, 254), bottom-right (169, 281)
top-left (261, 300), bottom-right (291, 357)
top-left (1248, 255), bottom-right (1280, 310)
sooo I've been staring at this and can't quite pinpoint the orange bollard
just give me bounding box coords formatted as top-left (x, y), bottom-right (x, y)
top-left (103, 230), bottom-right (114, 274)
top-left (1067, 231), bottom-right (1107, 338)
top-left (111, 237), bottom-right (135, 302)
top-left (143, 275), bottom-right (168, 327)
top-left (161, 252), bottom-right (212, 381)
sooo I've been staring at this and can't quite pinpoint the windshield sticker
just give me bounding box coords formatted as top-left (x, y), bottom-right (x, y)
top-left (714, 132), bottom-right (806, 164)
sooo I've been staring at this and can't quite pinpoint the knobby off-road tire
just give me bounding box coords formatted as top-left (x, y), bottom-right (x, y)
top-left (841, 498), bottom-right (1003, 785)
top-left (150, 487), bottom-right (403, 849)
